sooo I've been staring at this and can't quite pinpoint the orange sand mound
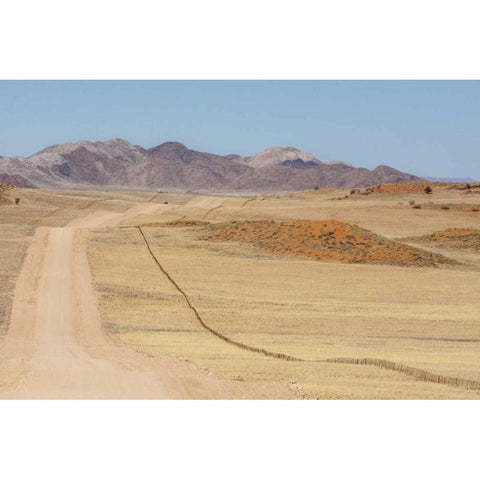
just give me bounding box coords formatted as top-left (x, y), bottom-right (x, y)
top-left (201, 219), bottom-right (454, 267)
top-left (368, 182), bottom-right (439, 194)
top-left (361, 182), bottom-right (480, 195)
top-left (407, 228), bottom-right (480, 252)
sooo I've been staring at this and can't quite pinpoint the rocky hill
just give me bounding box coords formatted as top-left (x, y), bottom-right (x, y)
top-left (0, 173), bottom-right (37, 189)
top-left (0, 138), bottom-right (419, 192)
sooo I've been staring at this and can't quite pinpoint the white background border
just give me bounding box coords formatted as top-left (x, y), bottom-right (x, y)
top-left (1, 0), bottom-right (480, 79)
top-left (1, 400), bottom-right (479, 479)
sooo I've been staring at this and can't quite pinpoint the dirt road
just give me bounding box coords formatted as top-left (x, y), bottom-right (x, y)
top-left (0, 227), bottom-right (170, 398)
top-left (0, 202), bottom-right (292, 399)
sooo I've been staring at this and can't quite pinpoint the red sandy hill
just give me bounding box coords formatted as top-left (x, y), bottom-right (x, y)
top-left (406, 228), bottom-right (480, 252)
top-left (200, 219), bottom-right (454, 267)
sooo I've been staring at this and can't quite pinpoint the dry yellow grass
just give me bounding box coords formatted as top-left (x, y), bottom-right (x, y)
top-left (0, 223), bottom-right (34, 338)
top-left (2, 185), bottom-right (480, 398)
top-left (87, 186), bottom-right (480, 398)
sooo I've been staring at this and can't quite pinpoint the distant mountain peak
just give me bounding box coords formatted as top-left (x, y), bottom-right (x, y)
top-left (149, 141), bottom-right (188, 151)
top-left (102, 138), bottom-right (133, 147)
top-left (245, 146), bottom-right (321, 168)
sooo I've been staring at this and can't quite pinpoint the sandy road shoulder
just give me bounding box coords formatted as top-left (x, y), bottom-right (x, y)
top-left (0, 227), bottom-right (49, 389)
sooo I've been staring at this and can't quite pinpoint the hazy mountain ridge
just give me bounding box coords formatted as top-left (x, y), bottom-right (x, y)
top-left (423, 176), bottom-right (479, 183)
top-left (0, 138), bottom-right (420, 191)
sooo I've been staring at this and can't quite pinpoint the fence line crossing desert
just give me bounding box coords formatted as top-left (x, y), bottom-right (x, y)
top-left (0, 182), bottom-right (480, 398)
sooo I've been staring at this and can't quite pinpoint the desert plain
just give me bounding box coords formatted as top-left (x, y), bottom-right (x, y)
top-left (0, 182), bottom-right (479, 399)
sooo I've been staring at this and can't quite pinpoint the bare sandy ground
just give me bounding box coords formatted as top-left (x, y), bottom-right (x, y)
top-left (0, 201), bottom-right (292, 398)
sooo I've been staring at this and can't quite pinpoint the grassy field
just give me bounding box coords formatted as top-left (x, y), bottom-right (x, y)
top-left (87, 184), bottom-right (480, 399)
top-left (0, 221), bottom-right (34, 338)
top-left (2, 183), bottom-right (480, 398)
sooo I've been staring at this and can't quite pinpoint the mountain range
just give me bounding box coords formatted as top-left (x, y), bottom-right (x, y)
top-left (0, 138), bottom-right (420, 192)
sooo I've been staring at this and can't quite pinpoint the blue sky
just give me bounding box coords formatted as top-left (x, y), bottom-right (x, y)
top-left (0, 80), bottom-right (479, 178)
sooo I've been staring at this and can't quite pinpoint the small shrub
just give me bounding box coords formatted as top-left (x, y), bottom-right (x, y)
top-left (15, 198), bottom-right (20, 205)
top-left (409, 200), bottom-right (416, 205)
top-left (440, 205), bottom-right (450, 210)
top-left (314, 186), bottom-right (320, 190)
top-left (412, 204), bottom-right (422, 209)
top-left (424, 186), bottom-right (433, 194)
